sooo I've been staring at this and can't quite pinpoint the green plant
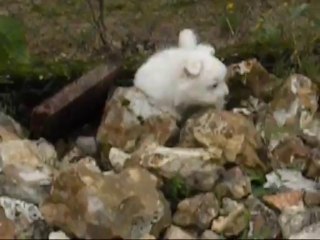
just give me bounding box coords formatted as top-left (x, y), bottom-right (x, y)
top-left (0, 16), bottom-right (30, 72)
top-left (251, 2), bottom-right (320, 79)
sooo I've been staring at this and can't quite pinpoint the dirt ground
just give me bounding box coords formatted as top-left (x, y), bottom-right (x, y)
top-left (1, 0), bottom-right (305, 62)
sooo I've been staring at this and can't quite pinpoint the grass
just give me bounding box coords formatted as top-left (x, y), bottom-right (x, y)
top-left (0, 0), bottom-right (319, 127)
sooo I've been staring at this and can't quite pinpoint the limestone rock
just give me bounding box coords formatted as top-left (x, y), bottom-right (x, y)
top-left (214, 166), bottom-right (252, 200)
top-left (97, 87), bottom-right (178, 155)
top-left (263, 191), bottom-right (304, 211)
top-left (279, 207), bottom-right (320, 238)
top-left (0, 206), bottom-right (15, 239)
top-left (211, 198), bottom-right (249, 237)
top-left (245, 196), bottom-right (281, 239)
top-left (0, 111), bottom-right (24, 137)
top-left (200, 230), bottom-right (221, 239)
top-left (257, 74), bottom-right (318, 152)
top-left (40, 161), bottom-right (170, 239)
top-left (0, 139), bottom-right (55, 204)
top-left (132, 142), bottom-right (224, 191)
top-left (179, 109), bottom-right (267, 172)
top-left (173, 193), bottom-right (219, 229)
top-left (164, 225), bottom-right (196, 239)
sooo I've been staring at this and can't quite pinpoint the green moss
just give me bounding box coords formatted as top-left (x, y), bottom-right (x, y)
top-left (161, 175), bottom-right (194, 210)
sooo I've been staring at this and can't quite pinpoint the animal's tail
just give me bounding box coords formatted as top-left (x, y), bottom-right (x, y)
top-left (178, 28), bottom-right (198, 49)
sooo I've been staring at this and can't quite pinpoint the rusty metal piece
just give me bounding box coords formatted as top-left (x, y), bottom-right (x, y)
top-left (30, 64), bottom-right (122, 139)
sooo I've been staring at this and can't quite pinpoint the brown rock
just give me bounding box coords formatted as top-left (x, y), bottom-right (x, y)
top-left (257, 74), bottom-right (318, 151)
top-left (0, 112), bottom-right (24, 138)
top-left (0, 126), bottom-right (20, 142)
top-left (263, 191), bottom-right (304, 211)
top-left (245, 196), bottom-right (281, 239)
top-left (270, 137), bottom-right (310, 170)
top-left (214, 166), bottom-right (252, 200)
top-left (164, 225), bottom-right (196, 239)
top-left (97, 87), bottom-right (178, 155)
top-left (179, 109), bottom-right (267, 172)
top-left (0, 206), bottom-right (15, 239)
top-left (303, 191), bottom-right (320, 207)
top-left (31, 64), bottom-right (121, 139)
top-left (200, 230), bottom-right (221, 239)
top-left (173, 193), bottom-right (219, 229)
top-left (305, 148), bottom-right (320, 180)
top-left (40, 161), bottom-right (170, 239)
top-left (132, 142), bottom-right (224, 191)
top-left (227, 58), bottom-right (282, 101)
top-left (211, 198), bottom-right (249, 237)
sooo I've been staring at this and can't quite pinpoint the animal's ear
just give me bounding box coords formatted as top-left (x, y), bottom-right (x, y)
top-left (184, 58), bottom-right (203, 77)
top-left (179, 28), bottom-right (198, 49)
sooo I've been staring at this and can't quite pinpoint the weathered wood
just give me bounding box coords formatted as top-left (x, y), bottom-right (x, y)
top-left (30, 63), bottom-right (122, 139)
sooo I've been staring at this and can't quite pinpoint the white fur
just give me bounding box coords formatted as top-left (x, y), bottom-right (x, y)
top-left (133, 29), bottom-right (228, 118)
top-left (178, 29), bottom-right (198, 49)
top-left (179, 29), bottom-right (216, 55)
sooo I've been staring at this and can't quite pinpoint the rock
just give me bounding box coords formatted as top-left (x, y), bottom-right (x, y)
top-left (48, 231), bottom-right (70, 240)
top-left (75, 136), bottom-right (98, 156)
top-left (303, 191), bottom-right (320, 207)
top-left (179, 109), bottom-right (267, 172)
top-left (211, 198), bottom-right (249, 237)
top-left (31, 64), bottom-right (121, 139)
top-left (0, 206), bottom-right (15, 239)
top-left (97, 87), bottom-right (178, 155)
top-left (227, 58), bottom-right (282, 101)
top-left (257, 74), bottom-right (318, 151)
top-left (0, 126), bottom-right (20, 141)
top-left (30, 137), bottom-right (58, 167)
top-left (214, 166), bottom-right (251, 200)
top-left (269, 137), bottom-right (310, 170)
top-left (59, 145), bottom-right (85, 166)
top-left (0, 196), bottom-right (43, 223)
top-left (109, 147), bottom-right (131, 172)
top-left (305, 148), bottom-right (320, 180)
top-left (173, 193), bottom-right (219, 229)
top-left (0, 139), bottom-right (54, 204)
top-left (0, 111), bottom-right (24, 137)
top-left (289, 222), bottom-right (320, 239)
top-left (245, 196), bottom-right (281, 239)
top-left (30, 220), bottom-right (52, 239)
top-left (40, 161), bottom-right (170, 239)
top-left (0, 196), bottom-right (46, 239)
top-left (302, 117), bottom-right (320, 147)
top-left (164, 225), bottom-right (196, 239)
top-left (200, 230), bottom-right (221, 239)
top-left (279, 207), bottom-right (320, 238)
top-left (232, 96), bottom-right (267, 123)
top-left (140, 233), bottom-right (156, 239)
top-left (132, 142), bottom-right (224, 191)
top-left (263, 191), bottom-right (304, 211)
top-left (263, 169), bottom-right (319, 193)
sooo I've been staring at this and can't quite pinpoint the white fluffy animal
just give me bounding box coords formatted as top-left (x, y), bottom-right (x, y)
top-left (133, 28), bottom-right (229, 118)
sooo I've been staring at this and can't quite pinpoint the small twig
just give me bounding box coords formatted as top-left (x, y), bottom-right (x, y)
top-left (86, 0), bottom-right (107, 46)
top-left (98, 0), bottom-right (106, 32)
top-left (225, 17), bottom-right (235, 36)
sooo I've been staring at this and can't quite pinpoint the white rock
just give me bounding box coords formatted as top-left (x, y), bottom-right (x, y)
top-left (49, 231), bottom-right (70, 239)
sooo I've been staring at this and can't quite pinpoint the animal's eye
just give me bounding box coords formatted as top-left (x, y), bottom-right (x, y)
top-left (208, 83), bottom-right (218, 90)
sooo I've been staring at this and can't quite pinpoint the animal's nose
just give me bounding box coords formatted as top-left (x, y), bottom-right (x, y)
top-left (222, 82), bottom-right (229, 95)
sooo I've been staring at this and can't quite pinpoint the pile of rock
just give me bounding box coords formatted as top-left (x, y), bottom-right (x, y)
top-left (1, 59), bottom-right (320, 239)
